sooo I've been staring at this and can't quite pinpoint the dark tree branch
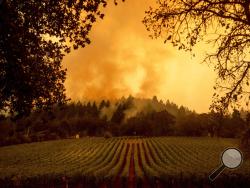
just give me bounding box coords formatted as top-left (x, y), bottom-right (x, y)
top-left (144, 0), bottom-right (250, 111)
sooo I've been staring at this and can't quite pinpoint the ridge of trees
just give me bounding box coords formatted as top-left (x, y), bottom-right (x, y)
top-left (0, 96), bottom-right (249, 146)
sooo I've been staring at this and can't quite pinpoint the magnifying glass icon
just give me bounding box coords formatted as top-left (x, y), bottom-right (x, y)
top-left (209, 148), bottom-right (243, 181)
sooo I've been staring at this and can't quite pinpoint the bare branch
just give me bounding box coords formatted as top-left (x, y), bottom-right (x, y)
top-left (144, 0), bottom-right (250, 111)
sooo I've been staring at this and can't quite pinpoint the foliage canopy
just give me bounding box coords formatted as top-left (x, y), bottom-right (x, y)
top-left (143, 0), bottom-right (250, 112)
top-left (0, 0), bottom-right (124, 117)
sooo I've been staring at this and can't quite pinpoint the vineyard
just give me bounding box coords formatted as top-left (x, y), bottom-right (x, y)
top-left (0, 137), bottom-right (250, 187)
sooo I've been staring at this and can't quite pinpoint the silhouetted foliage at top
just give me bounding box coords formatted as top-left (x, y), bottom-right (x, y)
top-left (0, 0), bottom-right (125, 118)
top-left (143, 0), bottom-right (250, 112)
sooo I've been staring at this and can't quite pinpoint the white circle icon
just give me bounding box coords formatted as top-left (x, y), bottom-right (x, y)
top-left (222, 148), bottom-right (242, 169)
top-left (209, 148), bottom-right (243, 181)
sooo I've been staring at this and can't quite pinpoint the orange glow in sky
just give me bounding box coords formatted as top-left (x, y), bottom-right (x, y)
top-left (63, 0), bottom-right (217, 113)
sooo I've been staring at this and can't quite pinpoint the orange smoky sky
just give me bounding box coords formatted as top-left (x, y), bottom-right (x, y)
top-left (62, 0), bottom-right (217, 113)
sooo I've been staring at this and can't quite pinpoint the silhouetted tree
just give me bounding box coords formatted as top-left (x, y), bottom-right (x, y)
top-left (210, 110), bottom-right (225, 137)
top-left (122, 110), bottom-right (175, 136)
top-left (99, 100), bottom-right (106, 111)
top-left (111, 104), bottom-right (125, 124)
top-left (198, 113), bottom-right (215, 136)
top-left (149, 110), bottom-right (175, 136)
top-left (220, 112), bottom-right (242, 138)
top-left (91, 102), bottom-right (99, 117)
top-left (144, 0), bottom-right (250, 111)
top-left (0, 0), bottom-right (124, 118)
top-left (111, 97), bottom-right (133, 124)
top-left (231, 109), bottom-right (245, 130)
top-left (106, 100), bottom-right (111, 108)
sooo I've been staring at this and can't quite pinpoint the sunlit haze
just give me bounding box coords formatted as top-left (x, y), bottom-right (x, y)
top-left (63, 0), bottom-right (217, 113)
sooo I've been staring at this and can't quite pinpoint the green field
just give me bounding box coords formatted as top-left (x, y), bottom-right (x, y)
top-left (0, 137), bottom-right (250, 187)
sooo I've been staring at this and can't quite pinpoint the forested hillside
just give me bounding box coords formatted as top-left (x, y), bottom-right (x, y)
top-left (0, 96), bottom-right (249, 146)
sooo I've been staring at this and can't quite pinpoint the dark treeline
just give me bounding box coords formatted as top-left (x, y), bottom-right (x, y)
top-left (0, 96), bottom-right (249, 146)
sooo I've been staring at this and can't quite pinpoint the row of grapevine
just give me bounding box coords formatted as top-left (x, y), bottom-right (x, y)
top-left (0, 137), bottom-right (250, 187)
top-left (134, 143), bottom-right (144, 178)
top-left (92, 142), bottom-right (125, 178)
top-left (83, 140), bottom-right (122, 176)
top-left (69, 139), bottom-right (117, 176)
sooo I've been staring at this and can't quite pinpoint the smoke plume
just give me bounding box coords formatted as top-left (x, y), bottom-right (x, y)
top-left (63, 0), bottom-right (216, 113)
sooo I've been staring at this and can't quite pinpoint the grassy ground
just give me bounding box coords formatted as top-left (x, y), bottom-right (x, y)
top-left (0, 137), bottom-right (249, 187)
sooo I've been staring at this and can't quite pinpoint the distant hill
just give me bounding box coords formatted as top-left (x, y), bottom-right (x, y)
top-left (0, 96), bottom-right (249, 146)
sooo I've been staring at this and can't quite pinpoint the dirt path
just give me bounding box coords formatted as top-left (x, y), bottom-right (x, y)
top-left (128, 144), bottom-right (135, 188)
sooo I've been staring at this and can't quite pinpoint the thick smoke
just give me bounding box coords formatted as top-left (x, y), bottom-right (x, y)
top-left (63, 1), bottom-right (171, 101)
top-left (63, 0), bottom-right (216, 113)
top-left (99, 96), bottom-right (172, 122)
top-left (123, 97), bottom-right (166, 120)
top-left (100, 103), bottom-right (117, 121)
